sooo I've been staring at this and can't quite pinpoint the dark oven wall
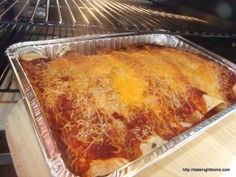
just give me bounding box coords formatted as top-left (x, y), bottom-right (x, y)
top-left (152, 0), bottom-right (236, 63)
top-left (169, 0), bottom-right (236, 63)
top-left (170, 0), bottom-right (236, 22)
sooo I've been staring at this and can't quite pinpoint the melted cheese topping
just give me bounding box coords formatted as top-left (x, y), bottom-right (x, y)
top-left (157, 48), bottom-right (223, 99)
top-left (113, 66), bottom-right (145, 107)
top-left (20, 45), bottom-right (236, 177)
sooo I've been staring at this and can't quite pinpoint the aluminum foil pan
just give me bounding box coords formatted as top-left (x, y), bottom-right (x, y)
top-left (6, 32), bottom-right (236, 177)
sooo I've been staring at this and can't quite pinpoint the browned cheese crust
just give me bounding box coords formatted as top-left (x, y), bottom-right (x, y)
top-left (20, 45), bottom-right (236, 177)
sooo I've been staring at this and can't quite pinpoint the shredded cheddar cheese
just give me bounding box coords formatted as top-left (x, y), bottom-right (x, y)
top-left (20, 45), bottom-right (236, 177)
top-left (113, 66), bottom-right (145, 107)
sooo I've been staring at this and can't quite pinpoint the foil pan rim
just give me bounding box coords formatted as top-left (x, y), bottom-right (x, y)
top-left (6, 32), bottom-right (236, 177)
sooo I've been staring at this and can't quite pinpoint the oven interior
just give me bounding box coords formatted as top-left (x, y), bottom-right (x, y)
top-left (0, 0), bottom-right (236, 176)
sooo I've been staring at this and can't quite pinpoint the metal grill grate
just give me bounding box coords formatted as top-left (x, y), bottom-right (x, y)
top-left (1, 0), bottom-right (235, 34)
top-left (0, 64), bottom-right (18, 92)
top-left (0, 0), bottom-right (204, 27)
top-left (0, 23), bottom-right (111, 92)
top-left (1, 0), bottom-right (236, 93)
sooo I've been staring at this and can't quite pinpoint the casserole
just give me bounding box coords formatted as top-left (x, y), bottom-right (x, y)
top-left (6, 33), bottom-right (236, 177)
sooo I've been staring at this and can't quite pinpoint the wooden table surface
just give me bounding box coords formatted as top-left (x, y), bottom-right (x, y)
top-left (5, 100), bottom-right (236, 177)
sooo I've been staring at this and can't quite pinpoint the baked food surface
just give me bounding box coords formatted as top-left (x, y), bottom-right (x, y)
top-left (20, 45), bottom-right (236, 177)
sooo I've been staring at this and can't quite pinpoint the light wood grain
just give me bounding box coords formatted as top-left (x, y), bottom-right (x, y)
top-left (5, 100), bottom-right (51, 177)
top-left (5, 100), bottom-right (236, 177)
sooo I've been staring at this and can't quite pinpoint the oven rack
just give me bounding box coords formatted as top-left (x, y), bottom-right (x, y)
top-left (0, 64), bottom-right (18, 93)
top-left (1, 0), bottom-right (236, 93)
top-left (1, 23), bottom-right (236, 93)
top-left (0, 0), bottom-right (236, 35)
top-left (0, 0), bottom-right (205, 27)
top-left (0, 22), bottom-right (111, 93)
